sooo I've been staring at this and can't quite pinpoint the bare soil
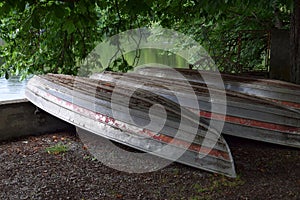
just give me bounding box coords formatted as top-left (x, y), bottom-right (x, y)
top-left (0, 131), bottom-right (299, 200)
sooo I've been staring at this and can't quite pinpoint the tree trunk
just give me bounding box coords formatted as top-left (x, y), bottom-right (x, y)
top-left (290, 0), bottom-right (300, 84)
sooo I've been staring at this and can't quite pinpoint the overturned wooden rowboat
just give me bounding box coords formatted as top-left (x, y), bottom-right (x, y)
top-left (136, 67), bottom-right (300, 111)
top-left (25, 74), bottom-right (236, 177)
top-left (91, 71), bottom-right (300, 148)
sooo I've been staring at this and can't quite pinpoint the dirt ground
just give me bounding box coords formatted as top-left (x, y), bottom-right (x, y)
top-left (0, 131), bottom-right (299, 200)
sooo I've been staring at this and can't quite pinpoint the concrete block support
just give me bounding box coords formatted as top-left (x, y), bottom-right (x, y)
top-left (0, 99), bottom-right (75, 141)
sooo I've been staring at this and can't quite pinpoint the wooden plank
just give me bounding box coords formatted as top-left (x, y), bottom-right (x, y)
top-left (92, 72), bottom-right (300, 126)
top-left (136, 67), bottom-right (300, 108)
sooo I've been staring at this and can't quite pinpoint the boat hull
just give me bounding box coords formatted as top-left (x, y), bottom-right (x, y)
top-left (136, 67), bottom-right (300, 110)
top-left (25, 74), bottom-right (236, 177)
top-left (90, 71), bottom-right (300, 148)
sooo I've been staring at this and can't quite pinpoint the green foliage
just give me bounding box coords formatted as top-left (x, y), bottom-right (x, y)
top-left (106, 58), bottom-right (133, 72)
top-left (0, 0), bottom-right (295, 78)
top-left (172, 0), bottom-right (291, 73)
top-left (0, 0), bottom-right (100, 78)
top-left (0, 0), bottom-right (154, 78)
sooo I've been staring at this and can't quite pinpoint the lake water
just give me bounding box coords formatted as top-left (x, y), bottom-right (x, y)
top-left (0, 76), bottom-right (29, 102)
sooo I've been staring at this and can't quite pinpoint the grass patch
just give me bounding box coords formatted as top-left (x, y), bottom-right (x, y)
top-left (190, 175), bottom-right (245, 200)
top-left (45, 143), bottom-right (69, 155)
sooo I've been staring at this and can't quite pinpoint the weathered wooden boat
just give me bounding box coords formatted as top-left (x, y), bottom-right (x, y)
top-left (25, 74), bottom-right (236, 177)
top-left (91, 71), bottom-right (300, 148)
top-left (136, 67), bottom-right (300, 111)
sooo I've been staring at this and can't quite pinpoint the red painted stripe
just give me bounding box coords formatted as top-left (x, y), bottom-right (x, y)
top-left (197, 110), bottom-right (300, 133)
top-left (142, 129), bottom-right (229, 160)
top-left (41, 90), bottom-right (229, 160)
top-left (269, 99), bottom-right (300, 109)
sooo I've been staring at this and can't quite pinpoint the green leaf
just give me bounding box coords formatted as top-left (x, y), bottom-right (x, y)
top-left (77, 1), bottom-right (87, 14)
top-left (31, 9), bottom-right (40, 29)
top-left (16, 1), bottom-right (25, 12)
top-left (63, 20), bottom-right (76, 34)
top-left (54, 6), bottom-right (67, 19)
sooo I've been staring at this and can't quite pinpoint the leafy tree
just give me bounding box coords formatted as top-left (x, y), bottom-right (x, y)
top-left (0, 0), bottom-right (100, 79)
top-left (0, 0), bottom-right (153, 78)
top-left (156, 0), bottom-right (292, 74)
top-left (0, 0), bottom-right (299, 84)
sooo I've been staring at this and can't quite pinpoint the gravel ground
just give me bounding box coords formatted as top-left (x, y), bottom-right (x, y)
top-left (0, 131), bottom-right (299, 200)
